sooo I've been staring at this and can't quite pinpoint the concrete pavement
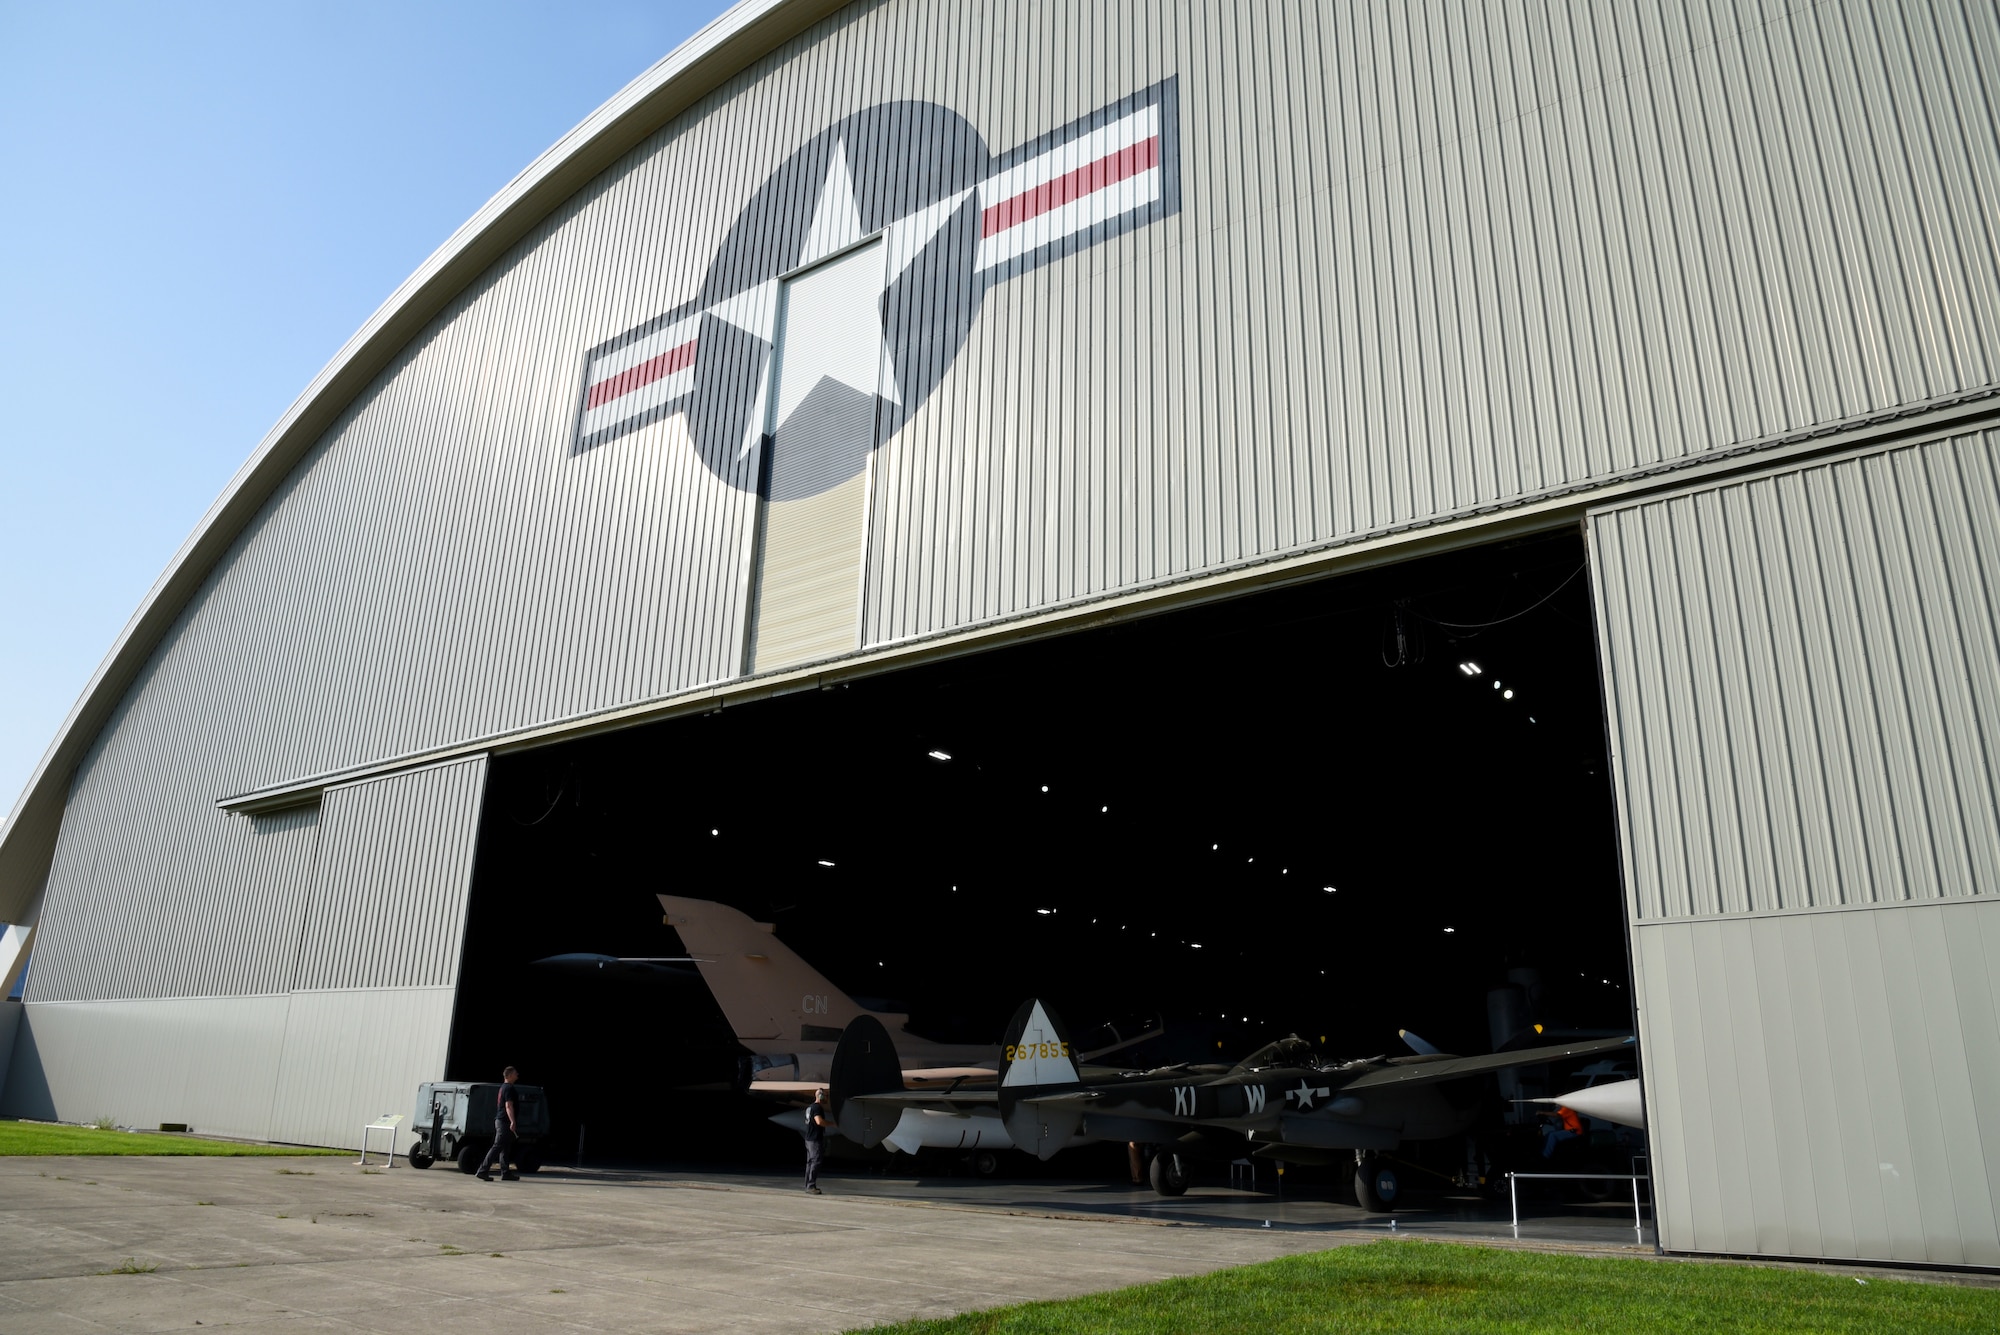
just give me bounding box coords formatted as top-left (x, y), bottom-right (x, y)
top-left (0, 1155), bottom-right (1336, 1333)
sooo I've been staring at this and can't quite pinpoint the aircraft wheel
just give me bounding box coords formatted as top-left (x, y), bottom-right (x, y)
top-left (516, 1150), bottom-right (542, 1174)
top-left (972, 1151), bottom-right (999, 1177)
top-left (407, 1143), bottom-right (435, 1170)
top-left (1355, 1157), bottom-right (1399, 1212)
top-left (1150, 1152), bottom-right (1190, 1197)
top-left (456, 1143), bottom-right (487, 1174)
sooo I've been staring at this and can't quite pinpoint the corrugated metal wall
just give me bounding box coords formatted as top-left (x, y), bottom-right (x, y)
top-left (1632, 900), bottom-right (2000, 1266)
top-left (1, 761), bottom-right (484, 1147)
top-left (1590, 431), bottom-right (2000, 1262)
top-left (30, 801), bottom-right (321, 1002)
top-left (0, 996), bottom-right (293, 1139)
top-left (268, 987), bottom-right (459, 1148)
top-left (1592, 429), bottom-right (2000, 921)
top-left (17, 0), bottom-right (2000, 1173)
top-left (294, 759), bottom-right (486, 992)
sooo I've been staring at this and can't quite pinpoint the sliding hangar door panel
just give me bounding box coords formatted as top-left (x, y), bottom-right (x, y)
top-left (1, 758), bottom-right (486, 1149)
top-left (268, 757), bottom-right (487, 1148)
top-left (746, 236), bottom-right (887, 673)
top-left (1589, 428), bottom-right (2000, 1265)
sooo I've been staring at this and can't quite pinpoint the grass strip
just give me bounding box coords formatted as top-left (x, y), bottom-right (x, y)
top-left (1, 1120), bottom-right (347, 1157)
top-left (853, 1238), bottom-right (2000, 1334)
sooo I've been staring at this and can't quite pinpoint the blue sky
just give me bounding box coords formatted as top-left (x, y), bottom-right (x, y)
top-left (0, 1), bottom-right (729, 821)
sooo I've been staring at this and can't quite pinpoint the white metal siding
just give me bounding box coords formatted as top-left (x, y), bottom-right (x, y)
top-left (1590, 429), bottom-right (2000, 921)
top-left (268, 986), bottom-right (458, 1148)
top-left (293, 759), bottom-right (486, 992)
top-left (29, 801), bottom-right (321, 1003)
top-left (1592, 432), bottom-right (2000, 1263)
top-left (0, 996), bottom-right (293, 1140)
top-left (0, 990), bottom-right (455, 1153)
top-left (1632, 901), bottom-right (2000, 1265)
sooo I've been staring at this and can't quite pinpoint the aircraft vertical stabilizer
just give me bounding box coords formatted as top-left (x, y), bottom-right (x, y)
top-left (997, 998), bottom-right (1085, 1159)
top-left (659, 895), bottom-right (898, 1052)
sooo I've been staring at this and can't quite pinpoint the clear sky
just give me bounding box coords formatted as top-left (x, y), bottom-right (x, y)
top-left (0, 1), bottom-right (730, 823)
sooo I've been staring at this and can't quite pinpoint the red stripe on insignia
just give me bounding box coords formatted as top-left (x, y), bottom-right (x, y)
top-left (586, 338), bottom-right (698, 410)
top-left (981, 136), bottom-right (1159, 240)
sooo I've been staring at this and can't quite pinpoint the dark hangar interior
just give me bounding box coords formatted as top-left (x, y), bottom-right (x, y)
top-left (450, 528), bottom-right (1635, 1169)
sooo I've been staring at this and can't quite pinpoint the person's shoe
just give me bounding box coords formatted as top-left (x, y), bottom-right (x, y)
top-left (807, 1185), bottom-right (822, 1195)
top-left (501, 1172), bottom-right (520, 1181)
top-left (476, 1172), bottom-right (494, 1181)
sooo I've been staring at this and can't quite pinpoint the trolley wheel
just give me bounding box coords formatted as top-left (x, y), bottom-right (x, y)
top-left (407, 1143), bottom-right (435, 1170)
top-left (1150, 1152), bottom-right (1190, 1197)
top-left (1355, 1157), bottom-right (1399, 1212)
top-left (456, 1142), bottom-right (486, 1174)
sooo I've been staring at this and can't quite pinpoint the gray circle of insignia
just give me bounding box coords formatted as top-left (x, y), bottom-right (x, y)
top-left (683, 101), bottom-right (993, 498)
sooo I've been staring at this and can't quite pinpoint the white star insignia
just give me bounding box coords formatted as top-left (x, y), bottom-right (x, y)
top-left (1286, 1081), bottom-right (1330, 1110)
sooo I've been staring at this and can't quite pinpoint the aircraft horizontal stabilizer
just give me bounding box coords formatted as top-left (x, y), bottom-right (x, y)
top-left (1340, 1035), bottom-right (1634, 1091)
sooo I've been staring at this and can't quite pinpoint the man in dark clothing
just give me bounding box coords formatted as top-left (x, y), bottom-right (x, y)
top-left (477, 1067), bottom-right (523, 1181)
top-left (803, 1088), bottom-right (827, 1194)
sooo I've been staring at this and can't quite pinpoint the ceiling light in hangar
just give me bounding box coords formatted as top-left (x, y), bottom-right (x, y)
top-left (928, 749), bottom-right (952, 761)
top-left (1459, 661), bottom-right (1483, 676)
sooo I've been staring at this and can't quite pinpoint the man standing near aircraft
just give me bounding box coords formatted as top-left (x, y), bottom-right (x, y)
top-left (476, 1066), bottom-right (523, 1182)
top-left (803, 1088), bottom-right (828, 1194)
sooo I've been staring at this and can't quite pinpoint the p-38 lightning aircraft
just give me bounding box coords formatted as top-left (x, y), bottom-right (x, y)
top-left (832, 999), bottom-right (1635, 1209)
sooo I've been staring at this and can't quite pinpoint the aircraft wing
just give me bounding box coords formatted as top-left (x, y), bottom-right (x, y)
top-left (838, 1089), bottom-right (1001, 1107)
top-left (749, 1066), bottom-right (997, 1096)
top-left (1339, 1035), bottom-right (1635, 1091)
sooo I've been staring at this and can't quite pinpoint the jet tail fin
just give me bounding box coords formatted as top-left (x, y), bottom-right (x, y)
top-left (997, 998), bottom-right (1085, 1159)
top-left (659, 895), bottom-right (891, 1051)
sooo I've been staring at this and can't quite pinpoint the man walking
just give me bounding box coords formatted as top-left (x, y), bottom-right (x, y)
top-left (477, 1066), bottom-right (523, 1181)
top-left (803, 1088), bottom-right (828, 1194)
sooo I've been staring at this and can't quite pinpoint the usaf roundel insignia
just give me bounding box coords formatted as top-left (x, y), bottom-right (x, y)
top-left (573, 78), bottom-right (1182, 497)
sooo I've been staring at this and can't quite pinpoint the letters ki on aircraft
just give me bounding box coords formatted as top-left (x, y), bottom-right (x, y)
top-left (833, 999), bottom-right (1634, 1201)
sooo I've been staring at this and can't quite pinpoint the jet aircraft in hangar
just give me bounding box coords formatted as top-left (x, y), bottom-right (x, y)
top-left (657, 896), bottom-right (1156, 1093)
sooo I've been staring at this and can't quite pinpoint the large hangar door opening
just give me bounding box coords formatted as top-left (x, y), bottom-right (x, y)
top-left (453, 531), bottom-right (1633, 1166)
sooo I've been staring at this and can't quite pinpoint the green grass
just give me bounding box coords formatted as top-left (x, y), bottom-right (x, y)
top-left (853, 1239), bottom-right (2000, 1334)
top-left (0, 1120), bottom-right (346, 1157)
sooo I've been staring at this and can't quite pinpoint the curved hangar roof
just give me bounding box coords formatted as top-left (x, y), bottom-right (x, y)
top-left (8, 0), bottom-right (1992, 926)
top-left (0, 0), bottom-right (841, 920)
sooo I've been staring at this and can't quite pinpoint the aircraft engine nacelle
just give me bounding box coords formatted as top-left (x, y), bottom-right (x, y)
top-left (882, 1108), bottom-right (1013, 1155)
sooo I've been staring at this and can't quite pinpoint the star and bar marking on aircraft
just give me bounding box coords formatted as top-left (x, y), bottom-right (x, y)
top-left (1287, 1081), bottom-right (1332, 1110)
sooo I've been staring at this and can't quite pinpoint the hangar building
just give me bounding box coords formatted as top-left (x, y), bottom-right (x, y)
top-left (2, 0), bottom-right (1997, 1268)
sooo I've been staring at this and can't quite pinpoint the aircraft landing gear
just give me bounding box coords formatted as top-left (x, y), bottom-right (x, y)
top-left (1354, 1153), bottom-right (1399, 1212)
top-left (971, 1151), bottom-right (999, 1177)
top-left (1150, 1151), bottom-right (1190, 1197)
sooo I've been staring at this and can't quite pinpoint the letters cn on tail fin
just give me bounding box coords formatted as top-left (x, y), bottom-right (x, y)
top-left (658, 894), bottom-right (898, 1052)
top-left (829, 1014), bottom-right (904, 1147)
top-left (997, 998), bottom-right (1085, 1159)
